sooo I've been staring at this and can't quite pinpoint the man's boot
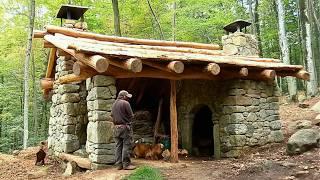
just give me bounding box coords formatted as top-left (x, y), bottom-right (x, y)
top-left (117, 165), bottom-right (123, 170)
top-left (123, 165), bottom-right (136, 170)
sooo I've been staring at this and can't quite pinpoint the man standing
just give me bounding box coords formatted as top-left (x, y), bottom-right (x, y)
top-left (111, 90), bottom-right (136, 170)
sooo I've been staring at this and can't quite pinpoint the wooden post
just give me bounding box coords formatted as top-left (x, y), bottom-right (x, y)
top-left (170, 80), bottom-right (178, 163)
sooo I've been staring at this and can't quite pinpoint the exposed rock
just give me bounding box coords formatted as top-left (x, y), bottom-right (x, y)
top-left (73, 149), bottom-right (89, 158)
top-left (27, 169), bottom-right (48, 179)
top-left (92, 75), bottom-right (115, 87)
top-left (87, 121), bottom-right (114, 144)
top-left (63, 161), bottom-right (79, 176)
top-left (311, 101), bottom-right (320, 113)
top-left (12, 150), bottom-right (20, 156)
top-left (226, 124), bottom-right (248, 135)
top-left (293, 170), bottom-right (309, 177)
top-left (298, 103), bottom-right (309, 108)
top-left (287, 129), bottom-right (320, 155)
top-left (288, 120), bottom-right (312, 133)
top-left (270, 130), bottom-right (284, 143)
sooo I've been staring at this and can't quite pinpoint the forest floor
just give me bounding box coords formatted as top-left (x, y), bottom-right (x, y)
top-left (1, 97), bottom-right (320, 180)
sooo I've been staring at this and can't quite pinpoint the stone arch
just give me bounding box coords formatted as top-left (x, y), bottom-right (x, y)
top-left (183, 104), bottom-right (219, 157)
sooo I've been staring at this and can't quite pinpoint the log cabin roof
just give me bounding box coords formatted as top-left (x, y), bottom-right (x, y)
top-left (34, 25), bottom-right (309, 94)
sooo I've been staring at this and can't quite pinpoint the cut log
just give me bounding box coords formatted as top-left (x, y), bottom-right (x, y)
top-left (64, 38), bottom-right (301, 71)
top-left (168, 61), bottom-right (184, 73)
top-left (277, 69), bottom-right (310, 81)
top-left (206, 63), bottom-right (221, 75)
top-left (45, 48), bottom-right (57, 78)
top-left (40, 78), bottom-right (53, 90)
top-left (74, 53), bottom-right (109, 73)
top-left (59, 73), bottom-right (94, 84)
top-left (220, 68), bottom-right (248, 78)
top-left (73, 61), bottom-right (97, 76)
top-left (239, 67), bottom-right (249, 77)
top-left (170, 80), bottom-right (178, 163)
top-left (74, 37), bottom-right (224, 56)
top-left (143, 61), bottom-right (184, 74)
top-left (59, 153), bottom-right (91, 170)
top-left (46, 25), bottom-right (221, 50)
top-left (45, 35), bottom-right (109, 73)
top-left (60, 62), bottom-right (98, 84)
top-left (107, 57), bottom-right (143, 73)
top-left (33, 30), bottom-right (46, 38)
top-left (43, 40), bottom-right (55, 48)
top-left (259, 69), bottom-right (276, 80)
top-left (296, 70), bottom-right (310, 80)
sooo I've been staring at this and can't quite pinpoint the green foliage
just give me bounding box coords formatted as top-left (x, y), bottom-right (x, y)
top-left (122, 166), bottom-right (163, 180)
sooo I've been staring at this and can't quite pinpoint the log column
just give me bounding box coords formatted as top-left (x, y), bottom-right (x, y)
top-left (170, 80), bottom-right (179, 163)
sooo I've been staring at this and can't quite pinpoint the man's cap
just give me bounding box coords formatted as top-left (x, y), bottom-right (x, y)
top-left (118, 90), bottom-right (132, 98)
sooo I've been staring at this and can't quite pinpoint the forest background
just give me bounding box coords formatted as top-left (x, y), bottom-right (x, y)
top-left (0, 0), bottom-right (319, 153)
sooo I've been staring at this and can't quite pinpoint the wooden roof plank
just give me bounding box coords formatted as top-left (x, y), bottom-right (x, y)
top-left (46, 25), bottom-right (221, 50)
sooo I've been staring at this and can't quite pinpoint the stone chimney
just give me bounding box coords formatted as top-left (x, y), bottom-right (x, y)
top-left (222, 20), bottom-right (259, 56)
top-left (56, 4), bottom-right (89, 31)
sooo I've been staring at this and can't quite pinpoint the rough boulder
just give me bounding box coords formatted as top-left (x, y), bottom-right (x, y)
top-left (287, 129), bottom-right (320, 155)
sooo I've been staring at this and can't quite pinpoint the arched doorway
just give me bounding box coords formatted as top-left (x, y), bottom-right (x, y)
top-left (192, 105), bottom-right (214, 156)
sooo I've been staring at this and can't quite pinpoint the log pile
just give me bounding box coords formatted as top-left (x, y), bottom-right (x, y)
top-left (33, 25), bottom-right (310, 92)
top-left (132, 111), bottom-right (154, 144)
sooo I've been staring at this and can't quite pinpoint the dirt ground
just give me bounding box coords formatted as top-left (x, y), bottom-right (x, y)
top-left (1, 97), bottom-right (320, 180)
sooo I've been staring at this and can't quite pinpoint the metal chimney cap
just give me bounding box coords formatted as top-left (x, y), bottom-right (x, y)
top-left (223, 19), bottom-right (252, 33)
top-left (56, 4), bottom-right (89, 20)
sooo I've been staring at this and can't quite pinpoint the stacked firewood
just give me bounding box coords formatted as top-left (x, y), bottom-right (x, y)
top-left (132, 111), bottom-right (154, 143)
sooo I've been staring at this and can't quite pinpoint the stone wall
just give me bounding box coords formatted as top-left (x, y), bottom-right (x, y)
top-left (219, 80), bottom-right (284, 158)
top-left (177, 80), bottom-right (222, 158)
top-left (222, 32), bottom-right (259, 56)
top-left (177, 79), bottom-right (284, 158)
top-left (48, 57), bottom-right (88, 155)
top-left (85, 75), bottom-right (116, 170)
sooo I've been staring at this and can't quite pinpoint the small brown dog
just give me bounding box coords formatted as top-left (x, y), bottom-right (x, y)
top-left (133, 143), bottom-right (164, 160)
top-left (35, 141), bottom-right (46, 166)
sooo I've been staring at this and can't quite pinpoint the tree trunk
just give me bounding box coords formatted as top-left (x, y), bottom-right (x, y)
top-left (146, 0), bottom-right (164, 40)
top-left (111, 0), bottom-right (121, 36)
top-left (254, 0), bottom-right (263, 56)
top-left (306, 23), bottom-right (317, 95)
top-left (172, 1), bottom-right (176, 41)
top-left (248, 0), bottom-right (255, 34)
top-left (23, 0), bottom-right (35, 149)
top-left (31, 51), bottom-right (38, 136)
top-left (309, 0), bottom-right (320, 33)
top-left (275, 0), bottom-right (297, 99)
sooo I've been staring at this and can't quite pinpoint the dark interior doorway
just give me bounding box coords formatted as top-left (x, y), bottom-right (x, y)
top-left (116, 78), bottom-right (171, 143)
top-left (192, 105), bottom-right (214, 157)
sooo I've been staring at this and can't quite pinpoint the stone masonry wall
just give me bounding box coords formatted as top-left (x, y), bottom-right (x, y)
top-left (222, 32), bottom-right (259, 56)
top-left (177, 80), bottom-right (222, 158)
top-left (177, 79), bottom-right (284, 158)
top-left (219, 80), bottom-right (284, 158)
top-left (85, 75), bottom-right (116, 170)
top-left (48, 57), bottom-right (88, 155)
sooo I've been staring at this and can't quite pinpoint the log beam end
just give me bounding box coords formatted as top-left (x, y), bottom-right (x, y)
top-left (126, 58), bottom-right (143, 73)
top-left (168, 61), bottom-right (184, 74)
top-left (261, 69), bottom-right (276, 80)
top-left (296, 70), bottom-right (310, 81)
top-left (240, 67), bottom-right (248, 77)
top-left (91, 55), bottom-right (109, 73)
top-left (206, 63), bottom-right (221, 75)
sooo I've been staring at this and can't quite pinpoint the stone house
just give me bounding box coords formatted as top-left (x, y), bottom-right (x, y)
top-left (35, 20), bottom-right (308, 170)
